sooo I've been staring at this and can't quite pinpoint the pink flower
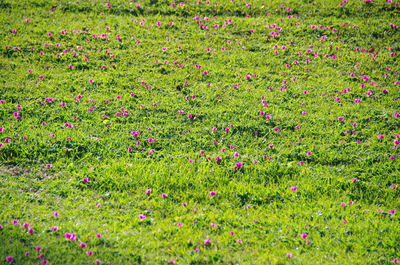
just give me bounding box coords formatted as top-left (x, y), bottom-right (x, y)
top-left (290, 186), bottom-right (298, 191)
top-left (64, 233), bottom-right (77, 241)
top-left (83, 178), bottom-right (90, 183)
top-left (53, 211), bottom-right (59, 217)
top-left (204, 239), bottom-right (211, 245)
top-left (52, 226), bottom-right (58, 232)
top-left (377, 135), bottom-right (384, 139)
top-left (209, 191), bottom-right (216, 197)
top-left (389, 209), bottom-right (396, 215)
top-left (338, 117), bottom-right (344, 121)
top-left (5, 256), bottom-right (13, 262)
top-left (393, 258), bottom-right (399, 264)
top-left (161, 193), bottom-right (167, 198)
top-left (45, 164), bottom-right (53, 168)
top-left (145, 189), bottom-right (151, 195)
top-left (287, 253), bottom-right (293, 259)
top-left (139, 214), bottom-right (146, 220)
top-left (79, 242), bottom-right (87, 248)
top-left (86, 251), bottom-right (93, 256)
top-left (300, 233), bottom-right (308, 239)
top-left (234, 162), bottom-right (244, 170)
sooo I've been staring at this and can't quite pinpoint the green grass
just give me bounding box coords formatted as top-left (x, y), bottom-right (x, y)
top-left (0, 0), bottom-right (399, 264)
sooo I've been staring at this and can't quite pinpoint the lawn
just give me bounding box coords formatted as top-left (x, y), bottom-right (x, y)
top-left (0, 0), bottom-right (399, 264)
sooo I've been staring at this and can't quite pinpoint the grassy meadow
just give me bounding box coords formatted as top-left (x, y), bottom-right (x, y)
top-left (0, 0), bottom-right (399, 264)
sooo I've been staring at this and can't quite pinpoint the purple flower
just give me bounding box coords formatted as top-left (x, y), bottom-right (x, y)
top-left (138, 214), bottom-right (146, 220)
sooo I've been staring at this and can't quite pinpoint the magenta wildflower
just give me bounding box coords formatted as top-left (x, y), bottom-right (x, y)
top-left (5, 256), bottom-right (13, 262)
top-left (138, 214), bottom-right (146, 220)
top-left (79, 242), bottom-right (87, 248)
top-left (145, 189), bottom-right (151, 195)
top-left (300, 233), bottom-right (308, 239)
top-left (204, 239), bottom-right (211, 245)
top-left (209, 191), bottom-right (216, 197)
top-left (234, 162), bottom-right (244, 170)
